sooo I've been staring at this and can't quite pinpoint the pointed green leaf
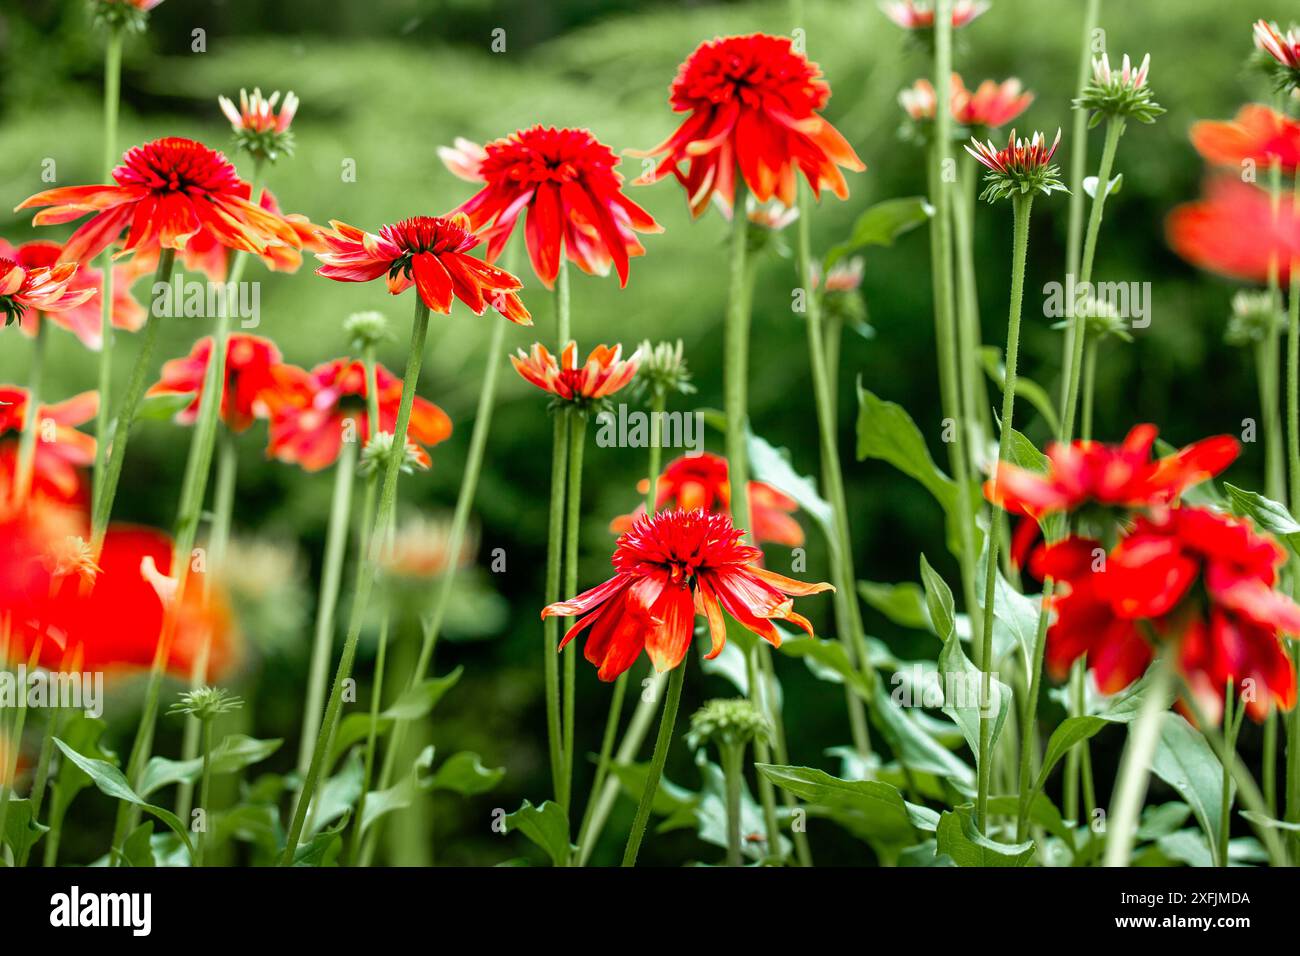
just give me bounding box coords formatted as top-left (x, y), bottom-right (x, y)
top-left (505, 799), bottom-right (574, 867)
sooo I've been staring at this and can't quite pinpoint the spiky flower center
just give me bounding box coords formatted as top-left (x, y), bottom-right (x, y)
top-left (479, 126), bottom-right (619, 190)
top-left (613, 509), bottom-right (759, 587)
top-left (115, 137), bottom-right (243, 197)
top-left (671, 34), bottom-right (827, 116)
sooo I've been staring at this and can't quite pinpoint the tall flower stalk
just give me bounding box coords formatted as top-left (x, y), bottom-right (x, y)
top-left (966, 125), bottom-right (1065, 831)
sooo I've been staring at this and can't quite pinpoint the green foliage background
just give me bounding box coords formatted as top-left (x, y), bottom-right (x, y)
top-left (0, 0), bottom-right (1293, 864)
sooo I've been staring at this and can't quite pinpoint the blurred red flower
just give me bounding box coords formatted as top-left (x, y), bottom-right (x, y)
top-left (17, 137), bottom-right (301, 264)
top-left (0, 239), bottom-right (144, 349)
top-left (442, 126), bottom-right (662, 289)
top-left (635, 33), bottom-right (864, 217)
top-left (0, 387), bottom-right (98, 504)
top-left (0, 251), bottom-right (95, 330)
top-left (315, 213), bottom-right (530, 323)
top-left (1191, 104), bottom-right (1300, 175)
top-left (1036, 507), bottom-right (1300, 723)
top-left (609, 451), bottom-right (804, 548)
top-left (951, 75), bottom-right (1034, 130)
top-left (263, 358), bottom-right (452, 472)
top-left (985, 424), bottom-right (1238, 517)
top-left (147, 333), bottom-right (282, 432)
top-left (543, 508), bottom-right (832, 680)
top-left (881, 0), bottom-right (990, 30)
top-left (511, 341), bottom-right (640, 402)
top-left (1167, 177), bottom-right (1300, 285)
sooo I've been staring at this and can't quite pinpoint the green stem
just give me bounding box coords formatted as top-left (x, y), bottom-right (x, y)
top-left (18, 706), bottom-right (61, 867)
top-left (92, 27), bottom-right (124, 518)
top-left (746, 644), bottom-right (782, 861)
top-left (724, 177), bottom-right (754, 538)
top-left (90, 248), bottom-right (174, 553)
top-left (348, 608), bottom-right (389, 867)
top-left (297, 440), bottom-right (358, 777)
top-left (954, 153), bottom-right (990, 449)
top-left (175, 426), bottom-right (239, 821)
top-left (1103, 656), bottom-right (1172, 867)
top-left (1286, 167), bottom-right (1300, 855)
top-left (1218, 682), bottom-right (1246, 867)
top-left (278, 297), bottom-right (432, 865)
top-left (561, 409), bottom-right (588, 814)
top-left (1265, 156), bottom-right (1287, 504)
top-left (721, 741), bottom-right (745, 867)
top-left (798, 181), bottom-right (874, 761)
top-left (979, 191), bottom-right (1034, 833)
top-left (195, 719), bottom-right (213, 867)
top-left (544, 413), bottom-right (568, 805)
top-left (574, 668), bottom-right (626, 858)
top-left (621, 664), bottom-right (685, 867)
top-left (14, 320), bottom-right (48, 504)
top-left (1080, 335), bottom-right (1099, 441)
top-left (1061, 116), bottom-right (1124, 444)
top-left (358, 312), bottom-right (508, 865)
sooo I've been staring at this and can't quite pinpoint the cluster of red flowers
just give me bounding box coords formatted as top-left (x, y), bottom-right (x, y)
top-left (988, 425), bottom-right (1299, 723)
top-left (899, 74), bottom-right (1034, 131)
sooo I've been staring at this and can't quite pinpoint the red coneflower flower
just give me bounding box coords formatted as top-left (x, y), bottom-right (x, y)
top-left (1167, 177), bottom-right (1300, 285)
top-left (219, 88), bottom-right (299, 164)
top-left (543, 508), bottom-right (832, 680)
top-left (1254, 19), bottom-right (1300, 91)
top-left (985, 424), bottom-right (1238, 518)
top-left (0, 495), bottom-right (86, 627)
top-left (0, 239), bottom-right (143, 349)
top-left (880, 0), bottom-right (990, 30)
top-left (634, 34), bottom-right (865, 217)
top-left (17, 524), bottom-right (242, 682)
top-left (263, 358), bottom-right (452, 472)
top-left (441, 126), bottom-right (662, 289)
top-left (147, 334), bottom-right (282, 432)
top-left (510, 341), bottom-right (640, 403)
top-left (0, 387), bottom-right (98, 504)
top-left (17, 137), bottom-right (302, 265)
top-left (0, 252), bottom-right (96, 329)
top-left (1037, 507), bottom-right (1300, 723)
top-left (608, 451), bottom-right (805, 549)
top-left (315, 213), bottom-right (530, 324)
top-left (951, 75), bottom-right (1034, 130)
top-left (965, 128), bottom-right (1064, 200)
top-left (1191, 104), bottom-right (1300, 176)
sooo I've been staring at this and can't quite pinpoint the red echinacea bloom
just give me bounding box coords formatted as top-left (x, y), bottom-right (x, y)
top-left (442, 126), bottom-right (662, 289)
top-left (16, 137), bottom-right (301, 264)
top-left (1167, 177), bottom-right (1300, 285)
top-left (16, 524), bottom-right (241, 682)
top-left (147, 334), bottom-right (282, 432)
top-left (608, 451), bottom-right (805, 549)
top-left (220, 87), bottom-right (298, 136)
top-left (510, 341), bottom-right (640, 403)
top-left (965, 127), bottom-right (1060, 177)
top-left (985, 424), bottom-right (1238, 518)
top-left (263, 358), bottom-right (452, 472)
top-left (0, 251), bottom-right (96, 330)
top-left (542, 508), bottom-right (832, 680)
top-left (1037, 506), bottom-right (1300, 723)
top-left (0, 387), bottom-right (98, 504)
top-left (315, 213), bottom-right (530, 324)
top-left (951, 75), bottom-right (1034, 131)
top-left (0, 239), bottom-right (144, 349)
top-left (881, 0), bottom-right (990, 30)
top-left (1191, 104), bottom-right (1300, 176)
top-left (1254, 19), bottom-right (1300, 88)
top-left (634, 34), bottom-right (865, 217)
top-left (898, 79), bottom-right (938, 121)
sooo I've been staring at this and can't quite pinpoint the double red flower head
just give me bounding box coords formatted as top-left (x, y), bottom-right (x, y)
top-left (0, 387), bottom-right (98, 505)
top-left (315, 213), bottom-right (530, 324)
top-left (987, 424), bottom-right (1298, 723)
top-left (148, 333), bottom-right (282, 433)
top-left (262, 357), bottom-right (452, 472)
top-left (543, 508), bottom-right (832, 681)
top-left (511, 341), bottom-right (640, 405)
top-left (443, 126), bottom-right (662, 289)
top-left (635, 33), bottom-right (865, 217)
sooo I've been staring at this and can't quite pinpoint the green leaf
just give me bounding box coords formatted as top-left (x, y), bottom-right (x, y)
top-left (757, 764), bottom-right (927, 845)
top-left (696, 759), bottom-right (790, 861)
top-left (1034, 666), bottom-right (1174, 793)
top-left (918, 554), bottom-right (956, 641)
top-left (980, 347), bottom-right (1061, 436)
top-left (53, 738), bottom-right (194, 859)
top-left (986, 793), bottom-right (1075, 846)
top-left (1, 797), bottom-right (49, 860)
top-left (306, 750), bottom-right (365, 837)
top-left (122, 822), bottom-right (156, 868)
top-left (870, 683), bottom-right (975, 791)
top-left (139, 735), bottom-right (283, 798)
top-left (1223, 483), bottom-right (1300, 553)
top-left (936, 805), bottom-right (1035, 866)
top-left (858, 580), bottom-right (930, 630)
top-left (505, 799), bottom-right (574, 867)
top-left (1152, 713), bottom-right (1231, 859)
top-left (856, 385), bottom-right (956, 511)
top-left (1239, 811), bottom-right (1300, 831)
top-left (135, 390), bottom-right (196, 423)
top-left (427, 751), bottom-right (506, 796)
top-left (747, 432), bottom-right (833, 538)
top-left (976, 540), bottom-right (1043, 667)
top-left (292, 811), bottom-right (348, 867)
top-left (329, 668), bottom-right (463, 766)
top-left (825, 196), bottom-right (932, 268)
top-left (778, 637), bottom-right (873, 699)
top-left (359, 746), bottom-right (436, 836)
